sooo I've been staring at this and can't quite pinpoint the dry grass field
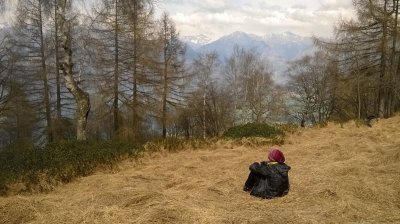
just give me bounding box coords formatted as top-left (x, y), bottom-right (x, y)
top-left (1, 117), bottom-right (400, 223)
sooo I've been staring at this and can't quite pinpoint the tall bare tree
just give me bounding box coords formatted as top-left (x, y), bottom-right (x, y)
top-left (0, 35), bottom-right (12, 115)
top-left (223, 47), bottom-right (283, 124)
top-left (286, 51), bottom-right (337, 124)
top-left (88, 0), bottom-right (154, 140)
top-left (191, 52), bottom-right (219, 138)
top-left (90, 0), bottom-right (128, 137)
top-left (156, 12), bottom-right (186, 138)
top-left (53, 0), bottom-right (62, 122)
top-left (10, 0), bottom-right (54, 143)
top-left (326, 0), bottom-right (400, 119)
top-left (57, 0), bottom-right (90, 140)
top-left (223, 45), bottom-right (242, 124)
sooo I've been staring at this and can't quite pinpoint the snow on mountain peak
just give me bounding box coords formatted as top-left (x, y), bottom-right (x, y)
top-left (264, 31), bottom-right (306, 42)
top-left (182, 31), bottom-right (315, 83)
top-left (181, 34), bottom-right (211, 46)
top-left (224, 31), bottom-right (264, 42)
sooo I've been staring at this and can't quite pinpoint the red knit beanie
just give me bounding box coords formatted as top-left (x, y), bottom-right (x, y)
top-left (268, 149), bottom-right (285, 163)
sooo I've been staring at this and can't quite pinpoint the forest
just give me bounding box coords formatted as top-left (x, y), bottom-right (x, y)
top-left (0, 0), bottom-right (399, 147)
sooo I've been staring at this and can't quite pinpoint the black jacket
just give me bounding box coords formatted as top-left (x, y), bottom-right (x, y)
top-left (249, 161), bottom-right (291, 199)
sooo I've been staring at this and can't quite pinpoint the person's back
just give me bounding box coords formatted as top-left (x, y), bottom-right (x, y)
top-left (243, 148), bottom-right (290, 199)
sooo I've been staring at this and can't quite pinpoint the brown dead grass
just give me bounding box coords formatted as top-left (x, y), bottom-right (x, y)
top-left (1, 117), bottom-right (400, 223)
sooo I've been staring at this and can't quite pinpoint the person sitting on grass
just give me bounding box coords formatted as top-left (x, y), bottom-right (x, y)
top-left (243, 148), bottom-right (291, 199)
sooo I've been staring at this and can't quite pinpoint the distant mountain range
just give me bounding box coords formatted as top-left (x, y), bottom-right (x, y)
top-left (181, 31), bottom-right (315, 83)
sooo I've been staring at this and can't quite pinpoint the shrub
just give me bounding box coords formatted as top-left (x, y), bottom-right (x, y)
top-left (142, 138), bottom-right (217, 153)
top-left (0, 141), bottom-right (140, 195)
top-left (275, 123), bottom-right (299, 134)
top-left (223, 123), bottom-right (285, 139)
top-left (163, 137), bottom-right (185, 152)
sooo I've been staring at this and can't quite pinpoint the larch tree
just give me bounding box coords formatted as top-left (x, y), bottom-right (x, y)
top-left (90, 0), bottom-right (131, 138)
top-left (0, 31), bottom-right (37, 146)
top-left (326, 0), bottom-right (400, 119)
top-left (53, 0), bottom-right (62, 123)
top-left (0, 34), bottom-right (14, 118)
top-left (156, 12), bottom-right (186, 138)
top-left (89, 0), bottom-right (155, 140)
top-left (121, 0), bottom-right (154, 139)
top-left (11, 0), bottom-right (54, 143)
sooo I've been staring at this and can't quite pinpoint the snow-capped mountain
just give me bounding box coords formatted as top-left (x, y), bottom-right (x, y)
top-left (264, 31), bottom-right (309, 43)
top-left (181, 31), bottom-right (314, 83)
top-left (263, 31), bottom-right (314, 60)
top-left (182, 31), bottom-right (313, 61)
top-left (197, 31), bottom-right (271, 60)
top-left (181, 34), bottom-right (211, 50)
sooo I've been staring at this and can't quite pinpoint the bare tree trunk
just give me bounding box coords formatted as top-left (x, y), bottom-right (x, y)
top-left (132, 0), bottom-right (139, 138)
top-left (390, 0), bottom-right (399, 116)
top-left (233, 72), bottom-right (238, 124)
top-left (158, 13), bottom-right (185, 139)
top-left (354, 51), bottom-right (361, 119)
top-left (55, 0), bottom-right (62, 120)
top-left (357, 72), bottom-right (361, 119)
top-left (162, 58), bottom-right (168, 138)
top-left (203, 86), bottom-right (206, 139)
top-left (378, 0), bottom-right (389, 118)
top-left (39, 0), bottom-right (53, 142)
top-left (113, 0), bottom-right (119, 134)
top-left (58, 0), bottom-right (90, 140)
top-left (162, 17), bottom-right (168, 139)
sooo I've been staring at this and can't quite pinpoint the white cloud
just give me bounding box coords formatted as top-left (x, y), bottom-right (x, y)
top-left (208, 12), bottom-right (246, 24)
top-left (318, 0), bottom-right (353, 10)
top-left (292, 4), bottom-right (307, 10)
top-left (158, 0), bottom-right (356, 39)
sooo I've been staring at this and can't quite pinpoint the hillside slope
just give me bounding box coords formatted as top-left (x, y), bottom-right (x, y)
top-left (1, 117), bottom-right (400, 223)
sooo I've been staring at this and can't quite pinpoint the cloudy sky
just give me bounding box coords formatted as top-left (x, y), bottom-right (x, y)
top-left (157, 0), bottom-right (356, 40)
top-left (0, 0), bottom-right (356, 40)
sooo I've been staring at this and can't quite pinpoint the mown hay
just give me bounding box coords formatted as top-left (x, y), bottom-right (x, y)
top-left (1, 117), bottom-right (400, 223)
